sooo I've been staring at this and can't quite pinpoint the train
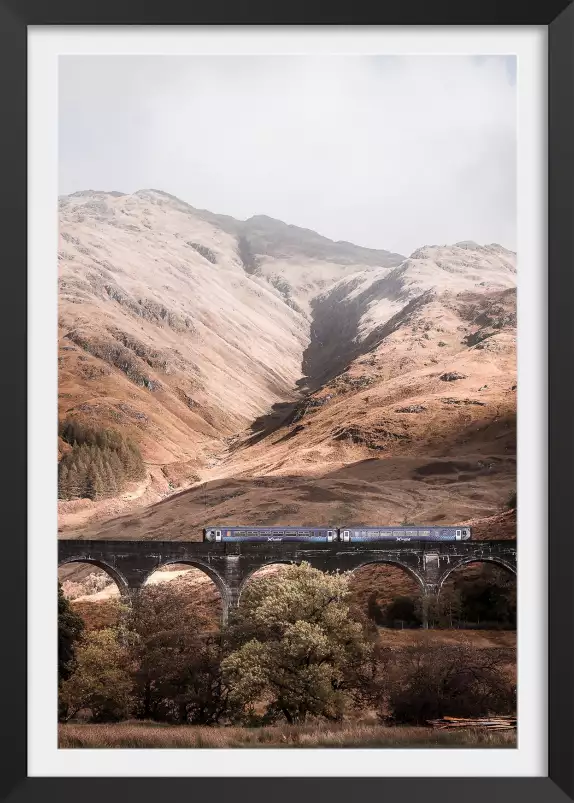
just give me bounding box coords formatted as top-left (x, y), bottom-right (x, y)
top-left (203, 526), bottom-right (472, 543)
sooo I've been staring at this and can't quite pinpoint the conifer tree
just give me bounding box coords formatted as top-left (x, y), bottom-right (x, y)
top-left (85, 465), bottom-right (104, 500)
top-left (58, 418), bottom-right (145, 500)
top-left (103, 460), bottom-right (118, 496)
top-left (67, 461), bottom-right (83, 498)
top-left (109, 450), bottom-right (125, 484)
top-left (58, 465), bottom-right (70, 500)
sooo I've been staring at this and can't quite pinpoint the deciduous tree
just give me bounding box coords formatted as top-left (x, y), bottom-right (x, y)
top-left (223, 563), bottom-right (371, 724)
top-left (58, 582), bottom-right (84, 684)
top-left (59, 627), bottom-right (133, 722)
top-left (129, 582), bottom-right (230, 724)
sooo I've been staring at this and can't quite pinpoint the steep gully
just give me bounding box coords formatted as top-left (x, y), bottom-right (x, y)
top-left (233, 282), bottom-right (402, 451)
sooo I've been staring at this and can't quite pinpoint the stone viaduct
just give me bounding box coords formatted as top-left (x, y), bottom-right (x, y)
top-left (58, 539), bottom-right (517, 627)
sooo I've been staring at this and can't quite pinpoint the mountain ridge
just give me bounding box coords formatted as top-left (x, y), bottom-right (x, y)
top-left (58, 188), bottom-right (516, 536)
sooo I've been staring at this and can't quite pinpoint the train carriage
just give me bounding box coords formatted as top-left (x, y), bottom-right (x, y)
top-left (203, 526), bottom-right (337, 543)
top-left (338, 526), bottom-right (471, 542)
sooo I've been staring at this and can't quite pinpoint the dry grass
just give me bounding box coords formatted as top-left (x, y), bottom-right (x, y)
top-left (375, 628), bottom-right (516, 649)
top-left (59, 721), bottom-right (516, 749)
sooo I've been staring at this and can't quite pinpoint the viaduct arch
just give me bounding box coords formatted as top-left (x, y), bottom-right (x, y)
top-left (58, 539), bottom-right (517, 627)
top-left (58, 556), bottom-right (130, 596)
top-left (437, 556), bottom-right (517, 592)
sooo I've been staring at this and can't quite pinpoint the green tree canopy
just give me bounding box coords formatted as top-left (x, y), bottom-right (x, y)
top-left (58, 582), bottom-right (84, 684)
top-left (222, 563), bottom-right (371, 724)
top-left (59, 627), bottom-right (133, 722)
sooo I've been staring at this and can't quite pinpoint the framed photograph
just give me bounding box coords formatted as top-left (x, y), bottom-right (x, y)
top-left (4, 1), bottom-right (572, 801)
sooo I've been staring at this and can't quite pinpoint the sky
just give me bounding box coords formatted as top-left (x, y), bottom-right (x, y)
top-left (59, 55), bottom-right (516, 256)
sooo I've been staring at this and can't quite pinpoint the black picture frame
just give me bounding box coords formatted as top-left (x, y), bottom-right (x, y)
top-left (3, 1), bottom-right (572, 801)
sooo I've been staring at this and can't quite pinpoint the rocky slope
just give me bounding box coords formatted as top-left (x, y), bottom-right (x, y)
top-left (58, 189), bottom-right (403, 528)
top-left (58, 192), bottom-right (516, 539)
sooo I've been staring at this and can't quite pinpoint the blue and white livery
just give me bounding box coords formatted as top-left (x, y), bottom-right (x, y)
top-left (203, 526), bottom-right (472, 543)
top-left (203, 526), bottom-right (337, 543)
top-left (338, 526), bottom-right (471, 543)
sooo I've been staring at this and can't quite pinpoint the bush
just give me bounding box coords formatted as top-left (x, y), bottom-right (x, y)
top-left (385, 645), bottom-right (515, 725)
top-left (61, 572), bottom-right (114, 600)
top-left (426, 565), bottom-right (516, 629)
top-left (435, 568), bottom-right (516, 629)
top-left (384, 596), bottom-right (422, 629)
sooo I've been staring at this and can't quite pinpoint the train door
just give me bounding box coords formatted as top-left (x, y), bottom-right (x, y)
top-left (342, 530), bottom-right (351, 543)
top-left (215, 529), bottom-right (222, 542)
top-left (455, 529), bottom-right (462, 540)
top-left (327, 530), bottom-right (335, 542)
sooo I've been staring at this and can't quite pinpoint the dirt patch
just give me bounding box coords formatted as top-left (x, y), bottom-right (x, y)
top-left (414, 461), bottom-right (477, 477)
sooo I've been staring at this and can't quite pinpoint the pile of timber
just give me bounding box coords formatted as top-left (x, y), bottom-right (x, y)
top-left (427, 716), bottom-right (517, 730)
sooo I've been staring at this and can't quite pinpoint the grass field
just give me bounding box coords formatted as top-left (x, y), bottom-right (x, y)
top-left (59, 721), bottom-right (516, 749)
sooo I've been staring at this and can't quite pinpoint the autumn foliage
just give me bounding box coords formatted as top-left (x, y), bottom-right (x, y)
top-left (58, 564), bottom-right (515, 727)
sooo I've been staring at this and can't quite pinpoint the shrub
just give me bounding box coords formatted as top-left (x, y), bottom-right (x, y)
top-left (432, 567), bottom-right (516, 629)
top-left (384, 596), bottom-right (422, 629)
top-left (61, 572), bottom-right (114, 600)
top-left (385, 644), bottom-right (515, 725)
top-left (188, 242), bottom-right (217, 264)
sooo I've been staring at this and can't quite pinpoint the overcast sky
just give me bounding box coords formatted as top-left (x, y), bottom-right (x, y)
top-left (59, 55), bottom-right (516, 256)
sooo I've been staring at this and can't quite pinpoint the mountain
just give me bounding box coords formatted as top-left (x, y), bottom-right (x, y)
top-left (57, 189), bottom-right (516, 539)
top-left (58, 189), bottom-right (404, 529)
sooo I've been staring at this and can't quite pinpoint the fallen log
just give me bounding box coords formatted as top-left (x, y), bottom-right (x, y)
top-left (427, 716), bottom-right (517, 730)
